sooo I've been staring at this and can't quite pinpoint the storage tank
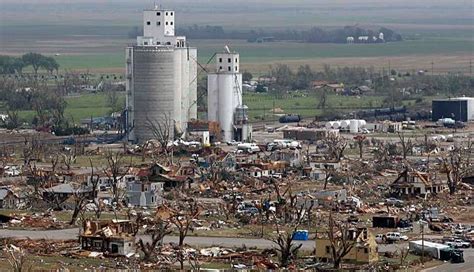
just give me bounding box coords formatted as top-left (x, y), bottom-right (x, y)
top-left (358, 119), bottom-right (367, 128)
top-left (132, 47), bottom-right (176, 142)
top-left (332, 121), bottom-right (341, 129)
top-left (350, 120), bottom-right (359, 133)
top-left (340, 120), bottom-right (350, 130)
top-left (325, 121), bottom-right (334, 129)
top-left (279, 115), bottom-right (301, 123)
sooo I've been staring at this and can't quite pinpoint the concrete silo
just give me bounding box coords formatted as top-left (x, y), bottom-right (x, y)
top-left (126, 5), bottom-right (197, 143)
top-left (208, 47), bottom-right (252, 142)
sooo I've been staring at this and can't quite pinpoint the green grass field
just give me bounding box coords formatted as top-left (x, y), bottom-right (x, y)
top-left (0, 93), bottom-right (125, 124)
top-left (1, 91), bottom-right (438, 125)
top-left (243, 92), bottom-right (439, 121)
top-left (49, 37), bottom-right (473, 73)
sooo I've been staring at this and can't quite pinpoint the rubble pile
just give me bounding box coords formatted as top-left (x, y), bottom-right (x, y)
top-left (8, 213), bottom-right (65, 230)
top-left (1, 239), bottom-right (79, 255)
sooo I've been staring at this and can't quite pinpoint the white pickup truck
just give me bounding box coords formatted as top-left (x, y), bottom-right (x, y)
top-left (386, 232), bottom-right (409, 242)
top-left (445, 239), bottom-right (471, 248)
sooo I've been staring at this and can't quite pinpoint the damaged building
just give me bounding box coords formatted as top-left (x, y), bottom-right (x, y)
top-left (80, 219), bottom-right (136, 256)
top-left (316, 227), bottom-right (379, 265)
top-left (390, 170), bottom-right (447, 197)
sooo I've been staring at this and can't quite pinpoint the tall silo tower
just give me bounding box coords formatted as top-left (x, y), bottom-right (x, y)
top-left (208, 47), bottom-right (252, 142)
top-left (126, 5), bottom-right (197, 143)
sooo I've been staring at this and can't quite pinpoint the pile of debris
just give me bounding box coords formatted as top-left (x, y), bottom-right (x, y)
top-left (1, 238), bottom-right (79, 255)
top-left (8, 213), bottom-right (65, 230)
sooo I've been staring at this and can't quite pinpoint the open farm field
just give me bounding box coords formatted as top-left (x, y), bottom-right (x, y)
top-left (0, 92), bottom-right (441, 125)
top-left (0, 93), bottom-right (125, 124)
top-left (1, 37), bottom-right (472, 75)
top-left (0, 1), bottom-right (472, 74)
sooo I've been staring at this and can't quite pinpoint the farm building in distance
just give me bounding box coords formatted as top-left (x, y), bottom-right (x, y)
top-left (432, 97), bottom-right (474, 122)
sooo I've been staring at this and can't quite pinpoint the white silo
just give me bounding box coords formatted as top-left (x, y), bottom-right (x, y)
top-left (208, 47), bottom-right (251, 142)
top-left (333, 121), bottom-right (341, 129)
top-left (326, 121), bottom-right (334, 129)
top-left (126, 5), bottom-right (197, 143)
top-left (350, 120), bottom-right (359, 133)
top-left (358, 119), bottom-right (367, 128)
top-left (340, 120), bottom-right (350, 130)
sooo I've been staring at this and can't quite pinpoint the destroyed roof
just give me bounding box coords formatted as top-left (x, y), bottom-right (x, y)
top-left (81, 219), bottom-right (134, 238)
top-left (0, 188), bottom-right (10, 200)
top-left (151, 162), bottom-right (172, 172)
top-left (392, 169), bottom-right (432, 186)
top-left (47, 183), bottom-right (92, 194)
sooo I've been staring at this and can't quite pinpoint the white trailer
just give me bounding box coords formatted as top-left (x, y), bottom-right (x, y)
top-left (409, 240), bottom-right (450, 259)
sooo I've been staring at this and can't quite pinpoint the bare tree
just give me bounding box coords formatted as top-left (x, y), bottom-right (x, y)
top-left (88, 158), bottom-right (102, 219)
top-left (146, 113), bottom-right (174, 164)
top-left (137, 216), bottom-right (172, 262)
top-left (61, 148), bottom-right (76, 170)
top-left (323, 134), bottom-right (347, 160)
top-left (443, 141), bottom-right (473, 194)
top-left (353, 135), bottom-right (367, 159)
top-left (103, 150), bottom-right (131, 205)
top-left (267, 204), bottom-right (305, 268)
top-left (398, 246), bottom-right (410, 268)
top-left (326, 212), bottom-right (361, 269)
top-left (397, 132), bottom-right (413, 160)
top-left (317, 88), bottom-right (328, 109)
top-left (170, 199), bottom-right (201, 269)
top-left (3, 244), bottom-right (29, 272)
top-left (69, 183), bottom-right (92, 225)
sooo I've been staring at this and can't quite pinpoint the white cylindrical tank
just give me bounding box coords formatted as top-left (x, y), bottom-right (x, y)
top-left (333, 121), bottom-right (341, 129)
top-left (340, 120), bottom-right (350, 130)
top-left (326, 121), bottom-right (334, 129)
top-left (218, 74), bottom-right (234, 142)
top-left (350, 120), bottom-right (359, 133)
top-left (358, 120), bottom-right (367, 127)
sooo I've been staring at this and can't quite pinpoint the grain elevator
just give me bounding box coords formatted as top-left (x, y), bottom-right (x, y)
top-left (126, 5), bottom-right (197, 143)
top-left (207, 47), bottom-right (252, 142)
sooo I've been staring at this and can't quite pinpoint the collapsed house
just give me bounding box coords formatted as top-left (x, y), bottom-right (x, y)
top-left (136, 163), bottom-right (195, 191)
top-left (79, 219), bottom-right (136, 256)
top-left (306, 159), bottom-right (342, 180)
top-left (390, 170), bottom-right (447, 197)
top-left (42, 183), bottom-right (94, 210)
top-left (0, 187), bottom-right (27, 209)
top-left (315, 227), bottom-right (379, 264)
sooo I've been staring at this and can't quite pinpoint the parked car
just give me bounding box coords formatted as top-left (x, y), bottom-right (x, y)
top-left (445, 239), bottom-right (471, 248)
top-left (386, 232), bottom-right (408, 242)
top-left (385, 197), bottom-right (404, 207)
top-left (375, 234), bottom-right (385, 244)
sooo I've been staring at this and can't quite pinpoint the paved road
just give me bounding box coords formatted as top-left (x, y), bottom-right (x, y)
top-left (0, 228), bottom-right (315, 250)
top-left (422, 249), bottom-right (474, 272)
top-left (0, 228), bottom-right (400, 252)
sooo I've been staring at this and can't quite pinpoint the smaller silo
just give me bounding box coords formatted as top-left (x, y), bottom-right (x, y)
top-left (326, 121), bottom-right (335, 129)
top-left (341, 120), bottom-right (350, 130)
top-left (350, 120), bottom-right (359, 133)
top-left (333, 121), bottom-right (341, 129)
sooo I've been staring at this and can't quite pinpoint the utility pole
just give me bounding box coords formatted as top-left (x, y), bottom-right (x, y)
top-left (421, 221), bottom-right (425, 267)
